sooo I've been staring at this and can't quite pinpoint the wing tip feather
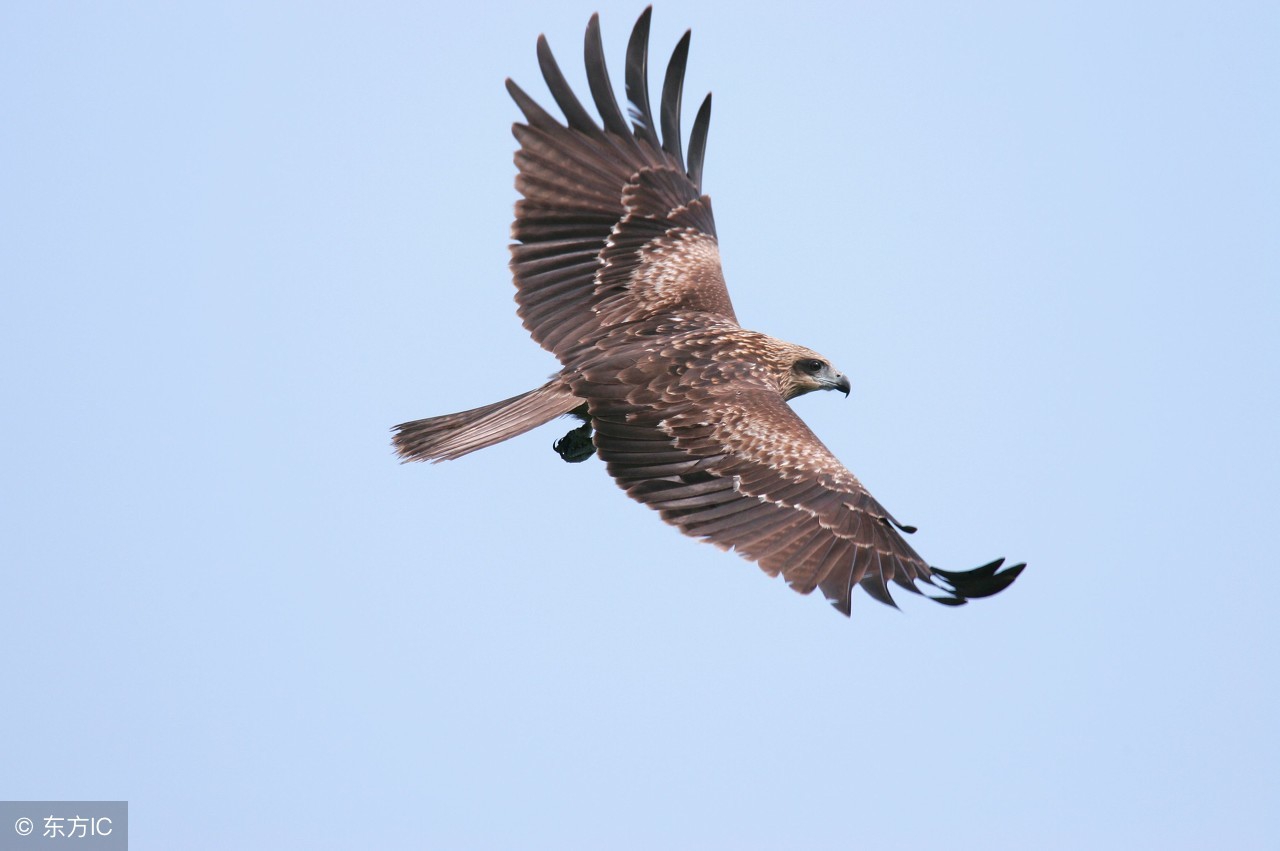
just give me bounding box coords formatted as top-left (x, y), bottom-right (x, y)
top-left (930, 558), bottom-right (1027, 603)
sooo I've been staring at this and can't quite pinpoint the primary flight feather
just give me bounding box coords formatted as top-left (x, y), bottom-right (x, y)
top-left (394, 8), bottom-right (1024, 616)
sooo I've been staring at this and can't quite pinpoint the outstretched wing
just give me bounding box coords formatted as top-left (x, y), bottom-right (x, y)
top-left (574, 358), bottom-right (1025, 615)
top-left (507, 8), bottom-right (736, 363)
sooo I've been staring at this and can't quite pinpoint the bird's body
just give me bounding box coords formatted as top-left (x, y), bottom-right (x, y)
top-left (394, 8), bottom-right (1024, 616)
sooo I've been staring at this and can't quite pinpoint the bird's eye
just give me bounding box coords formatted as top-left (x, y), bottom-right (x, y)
top-left (800, 359), bottom-right (825, 374)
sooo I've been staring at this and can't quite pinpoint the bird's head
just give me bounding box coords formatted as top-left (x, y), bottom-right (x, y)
top-left (780, 346), bottom-right (850, 400)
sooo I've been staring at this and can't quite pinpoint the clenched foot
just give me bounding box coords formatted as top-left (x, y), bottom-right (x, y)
top-left (553, 423), bottom-right (595, 463)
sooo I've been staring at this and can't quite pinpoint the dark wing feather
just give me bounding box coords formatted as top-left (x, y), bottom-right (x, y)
top-left (660, 31), bottom-right (691, 166)
top-left (577, 359), bottom-right (1024, 615)
top-left (686, 94), bottom-right (712, 192)
top-left (584, 14), bottom-right (632, 139)
top-left (625, 8), bottom-right (660, 149)
top-left (536, 36), bottom-right (600, 136)
top-left (509, 9), bottom-right (730, 364)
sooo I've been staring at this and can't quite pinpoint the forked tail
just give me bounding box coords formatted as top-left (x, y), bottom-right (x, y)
top-left (393, 379), bottom-right (582, 462)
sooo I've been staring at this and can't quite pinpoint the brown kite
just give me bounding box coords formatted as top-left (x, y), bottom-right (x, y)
top-left (394, 8), bottom-right (1024, 616)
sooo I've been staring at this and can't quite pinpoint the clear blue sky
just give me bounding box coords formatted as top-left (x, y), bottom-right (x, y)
top-left (2, 2), bottom-right (1277, 849)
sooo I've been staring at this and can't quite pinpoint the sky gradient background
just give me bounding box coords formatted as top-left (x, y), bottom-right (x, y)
top-left (2, 1), bottom-right (1277, 848)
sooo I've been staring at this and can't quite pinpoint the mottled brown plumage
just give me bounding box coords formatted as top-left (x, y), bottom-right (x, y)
top-left (394, 8), bottom-right (1024, 616)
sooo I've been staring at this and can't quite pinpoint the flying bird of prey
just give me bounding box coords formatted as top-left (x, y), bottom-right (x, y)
top-left (394, 8), bottom-right (1024, 616)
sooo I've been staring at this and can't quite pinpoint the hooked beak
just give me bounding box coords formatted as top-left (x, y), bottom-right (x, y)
top-left (819, 367), bottom-right (850, 397)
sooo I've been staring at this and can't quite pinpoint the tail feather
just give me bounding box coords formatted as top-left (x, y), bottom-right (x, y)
top-left (393, 379), bottom-right (581, 462)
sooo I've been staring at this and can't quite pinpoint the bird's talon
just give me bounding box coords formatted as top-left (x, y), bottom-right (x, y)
top-left (553, 423), bottom-right (596, 463)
